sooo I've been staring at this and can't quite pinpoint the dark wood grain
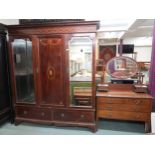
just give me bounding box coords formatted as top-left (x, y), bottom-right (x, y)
top-left (96, 84), bottom-right (153, 133)
top-left (0, 29), bottom-right (12, 124)
top-left (54, 109), bottom-right (94, 122)
top-left (38, 36), bottom-right (64, 106)
top-left (7, 22), bottom-right (99, 36)
top-left (7, 21), bottom-right (99, 132)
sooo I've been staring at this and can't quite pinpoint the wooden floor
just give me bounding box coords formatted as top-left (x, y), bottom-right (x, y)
top-left (0, 119), bottom-right (145, 135)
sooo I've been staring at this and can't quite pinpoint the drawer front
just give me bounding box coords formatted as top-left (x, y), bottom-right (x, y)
top-left (97, 97), bottom-right (152, 112)
top-left (97, 97), bottom-right (151, 106)
top-left (35, 108), bottom-right (52, 120)
top-left (97, 110), bottom-right (150, 121)
top-left (54, 109), bottom-right (94, 123)
top-left (16, 107), bottom-right (32, 119)
top-left (97, 103), bottom-right (151, 112)
top-left (16, 107), bottom-right (52, 120)
top-left (98, 97), bottom-right (128, 104)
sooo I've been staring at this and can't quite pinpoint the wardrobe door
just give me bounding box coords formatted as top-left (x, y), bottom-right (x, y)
top-left (68, 34), bottom-right (95, 108)
top-left (11, 38), bottom-right (36, 104)
top-left (0, 34), bottom-right (10, 110)
top-left (37, 36), bottom-right (65, 106)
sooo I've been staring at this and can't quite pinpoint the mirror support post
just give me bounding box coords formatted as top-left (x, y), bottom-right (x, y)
top-left (119, 39), bottom-right (123, 56)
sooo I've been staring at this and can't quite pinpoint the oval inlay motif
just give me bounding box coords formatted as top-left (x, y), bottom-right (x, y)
top-left (47, 66), bottom-right (55, 80)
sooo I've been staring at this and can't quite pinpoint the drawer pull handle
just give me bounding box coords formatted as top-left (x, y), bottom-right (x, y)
top-left (59, 101), bottom-right (63, 104)
top-left (61, 113), bottom-right (65, 117)
top-left (136, 115), bottom-right (140, 118)
top-left (105, 107), bottom-right (112, 110)
top-left (134, 100), bottom-right (140, 105)
top-left (134, 107), bottom-right (139, 111)
top-left (106, 113), bottom-right (112, 117)
top-left (41, 112), bottom-right (45, 116)
top-left (23, 111), bottom-right (28, 115)
top-left (80, 114), bottom-right (85, 118)
top-left (135, 115), bottom-right (140, 119)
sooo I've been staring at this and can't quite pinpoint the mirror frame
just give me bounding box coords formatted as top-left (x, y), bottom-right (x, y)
top-left (68, 35), bottom-right (94, 107)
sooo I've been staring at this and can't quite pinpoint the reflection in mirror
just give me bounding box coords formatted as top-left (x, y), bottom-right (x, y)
top-left (12, 39), bottom-right (35, 103)
top-left (69, 36), bottom-right (93, 107)
top-left (106, 56), bottom-right (139, 79)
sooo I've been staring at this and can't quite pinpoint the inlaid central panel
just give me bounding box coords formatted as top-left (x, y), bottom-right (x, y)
top-left (38, 36), bottom-right (64, 106)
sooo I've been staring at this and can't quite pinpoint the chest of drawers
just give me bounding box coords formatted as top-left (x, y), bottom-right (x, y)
top-left (96, 91), bottom-right (152, 133)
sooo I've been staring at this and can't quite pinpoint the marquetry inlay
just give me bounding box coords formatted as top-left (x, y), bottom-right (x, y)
top-left (8, 25), bottom-right (97, 35)
top-left (47, 66), bottom-right (55, 80)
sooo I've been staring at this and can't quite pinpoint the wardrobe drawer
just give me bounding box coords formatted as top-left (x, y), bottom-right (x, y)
top-left (97, 97), bottom-right (127, 104)
top-left (16, 107), bottom-right (32, 119)
top-left (16, 107), bottom-right (52, 120)
top-left (54, 109), bottom-right (94, 123)
top-left (35, 108), bottom-right (52, 120)
top-left (97, 103), bottom-right (151, 112)
top-left (97, 110), bottom-right (150, 121)
top-left (97, 97), bottom-right (151, 107)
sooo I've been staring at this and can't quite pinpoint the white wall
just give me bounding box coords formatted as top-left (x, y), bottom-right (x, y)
top-left (98, 37), bottom-right (153, 62)
top-left (134, 46), bottom-right (151, 62)
top-left (0, 19), bottom-right (153, 62)
top-left (123, 37), bottom-right (152, 62)
top-left (0, 19), bottom-right (19, 25)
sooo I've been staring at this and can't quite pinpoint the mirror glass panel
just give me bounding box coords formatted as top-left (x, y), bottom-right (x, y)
top-left (106, 56), bottom-right (139, 79)
top-left (69, 36), bottom-right (93, 107)
top-left (12, 39), bottom-right (35, 103)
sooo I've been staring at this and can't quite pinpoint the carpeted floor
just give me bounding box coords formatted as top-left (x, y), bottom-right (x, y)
top-left (0, 119), bottom-right (145, 135)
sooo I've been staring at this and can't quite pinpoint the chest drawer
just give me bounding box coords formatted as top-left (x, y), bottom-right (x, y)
top-left (16, 107), bottom-right (52, 120)
top-left (97, 102), bottom-right (151, 112)
top-left (97, 110), bottom-right (150, 121)
top-left (35, 108), bottom-right (52, 120)
top-left (97, 97), bottom-right (152, 112)
top-left (16, 107), bottom-right (32, 119)
top-left (97, 97), bottom-right (151, 106)
top-left (54, 109), bottom-right (94, 123)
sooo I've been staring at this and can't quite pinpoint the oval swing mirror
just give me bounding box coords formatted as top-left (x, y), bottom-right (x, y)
top-left (106, 56), bottom-right (139, 79)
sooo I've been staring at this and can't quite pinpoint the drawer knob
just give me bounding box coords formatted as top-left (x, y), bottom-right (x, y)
top-left (135, 115), bottom-right (140, 119)
top-left (23, 111), bottom-right (28, 115)
top-left (105, 107), bottom-right (112, 110)
top-left (106, 113), bottom-right (112, 117)
top-left (80, 114), bottom-right (85, 118)
top-left (61, 113), bottom-right (65, 117)
top-left (134, 107), bottom-right (139, 111)
top-left (41, 112), bottom-right (45, 116)
top-left (59, 101), bottom-right (63, 104)
top-left (134, 100), bottom-right (140, 105)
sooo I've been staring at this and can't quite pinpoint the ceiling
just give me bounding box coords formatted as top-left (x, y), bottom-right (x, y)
top-left (97, 19), bottom-right (154, 39)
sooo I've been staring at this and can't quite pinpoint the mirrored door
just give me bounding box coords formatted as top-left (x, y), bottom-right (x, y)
top-left (69, 36), bottom-right (93, 107)
top-left (12, 38), bottom-right (35, 103)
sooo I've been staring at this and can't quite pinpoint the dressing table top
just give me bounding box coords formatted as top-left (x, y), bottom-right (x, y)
top-left (97, 90), bottom-right (153, 99)
top-left (96, 84), bottom-right (153, 99)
